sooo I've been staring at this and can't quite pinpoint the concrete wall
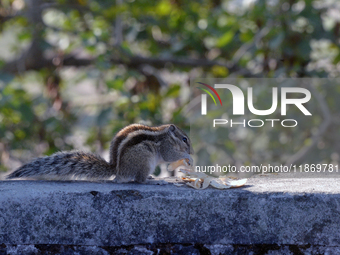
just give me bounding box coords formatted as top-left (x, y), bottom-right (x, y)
top-left (1, 177), bottom-right (340, 254)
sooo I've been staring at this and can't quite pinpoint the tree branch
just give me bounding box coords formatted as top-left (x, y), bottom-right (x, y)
top-left (1, 49), bottom-right (250, 75)
top-left (0, 13), bottom-right (18, 23)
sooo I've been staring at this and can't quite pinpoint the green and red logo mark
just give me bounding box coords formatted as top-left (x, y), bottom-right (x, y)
top-left (196, 82), bottom-right (222, 106)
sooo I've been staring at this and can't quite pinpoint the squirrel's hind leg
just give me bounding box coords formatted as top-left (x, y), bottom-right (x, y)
top-left (117, 144), bottom-right (156, 183)
top-left (134, 168), bottom-right (151, 183)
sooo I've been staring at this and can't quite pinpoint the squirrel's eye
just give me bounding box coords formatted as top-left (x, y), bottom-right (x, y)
top-left (182, 137), bottom-right (188, 143)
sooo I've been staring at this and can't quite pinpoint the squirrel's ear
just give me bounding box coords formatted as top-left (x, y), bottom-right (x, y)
top-left (169, 124), bottom-right (176, 132)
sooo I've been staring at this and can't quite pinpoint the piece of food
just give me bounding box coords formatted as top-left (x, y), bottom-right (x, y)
top-left (210, 179), bottom-right (231, 189)
top-left (179, 169), bottom-right (209, 179)
top-left (224, 178), bottom-right (247, 188)
top-left (201, 177), bottom-right (213, 189)
top-left (167, 158), bottom-right (192, 171)
top-left (186, 181), bottom-right (202, 189)
top-left (181, 177), bottom-right (195, 182)
top-left (177, 169), bottom-right (247, 190)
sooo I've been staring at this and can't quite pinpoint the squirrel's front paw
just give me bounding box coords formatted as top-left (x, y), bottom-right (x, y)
top-left (167, 156), bottom-right (193, 172)
top-left (187, 155), bottom-right (193, 167)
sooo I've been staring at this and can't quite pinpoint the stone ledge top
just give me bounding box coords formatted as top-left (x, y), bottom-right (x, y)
top-left (1, 176), bottom-right (339, 196)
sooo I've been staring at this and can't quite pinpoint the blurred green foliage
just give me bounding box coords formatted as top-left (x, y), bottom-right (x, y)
top-left (0, 0), bottom-right (339, 173)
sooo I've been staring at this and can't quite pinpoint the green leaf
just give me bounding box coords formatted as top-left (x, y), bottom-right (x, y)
top-left (216, 30), bottom-right (234, 47)
top-left (156, 0), bottom-right (172, 16)
top-left (106, 79), bottom-right (124, 90)
top-left (17, 31), bottom-right (31, 41)
top-left (164, 84), bottom-right (181, 98)
top-left (333, 52), bottom-right (340, 64)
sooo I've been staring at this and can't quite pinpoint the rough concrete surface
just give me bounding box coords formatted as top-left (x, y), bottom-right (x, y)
top-left (1, 176), bottom-right (340, 254)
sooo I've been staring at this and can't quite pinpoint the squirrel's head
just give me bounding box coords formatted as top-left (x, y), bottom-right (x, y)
top-left (165, 124), bottom-right (194, 155)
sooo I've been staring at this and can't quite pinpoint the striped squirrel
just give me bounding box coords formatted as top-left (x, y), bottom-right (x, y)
top-left (6, 124), bottom-right (194, 183)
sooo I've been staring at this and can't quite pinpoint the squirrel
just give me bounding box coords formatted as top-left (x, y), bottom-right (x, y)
top-left (6, 124), bottom-right (194, 183)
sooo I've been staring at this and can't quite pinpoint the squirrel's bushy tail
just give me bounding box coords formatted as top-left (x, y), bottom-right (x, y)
top-left (7, 151), bottom-right (115, 180)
